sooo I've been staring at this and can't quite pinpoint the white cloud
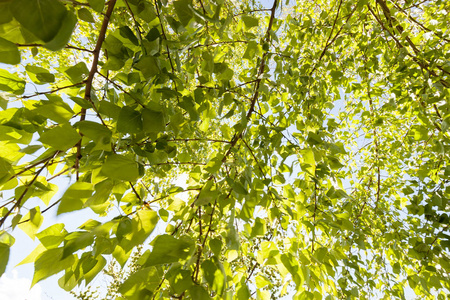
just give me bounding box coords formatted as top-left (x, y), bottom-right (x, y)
top-left (0, 270), bottom-right (41, 300)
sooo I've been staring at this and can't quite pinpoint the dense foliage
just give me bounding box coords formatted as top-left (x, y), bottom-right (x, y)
top-left (0, 0), bottom-right (449, 298)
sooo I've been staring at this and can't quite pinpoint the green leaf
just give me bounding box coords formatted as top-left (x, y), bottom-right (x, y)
top-left (173, 0), bottom-right (194, 26)
top-left (255, 274), bottom-right (272, 288)
top-left (18, 207), bottom-right (43, 240)
top-left (36, 223), bottom-right (67, 249)
top-left (44, 10), bottom-right (77, 51)
top-left (32, 247), bottom-right (75, 286)
top-left (101, 154), bottom-right (141, 181)
top-left (0, 157), bottom-right (12, 183)
top-left (0, 1), bottom-right (13, 25)
top-left (0, 231), bottom-right (15, 276)
top-left (62, 231), bottom-right (95, 258)
top-left (118, 267), bottom-right (160, 300)
top-left (242, 15), bottom-right (259, 29)
top-left (117, 106), bottom-right (143, 134)
top-left (120, 210), bottom-right (159, 252)
top-left (134, 56), bottom-right (160, 79)
top-left (144, 235), bottom-right (194, 266)
top-left (202, 257), bottom-right (225, 295)
top-left (84, 255), bottom-right (107, 285)
top-left (87, 0), bottom-right (104, 13)
top-left (0, 243), bottom-right (10, 276)
top-left (119, 26), bottom-right (139, 46)
top-left (0, 69), bottom-right (25, 94)
top-left (232, 180), bottom-right (248, 195)
top-left (0, 37), bottom-right (20, 64)
top-left (17, 244), bottom-right (46, 266)
top-left (142, 108), bottom-right (165, 133)
top-left (76, 121), bottom-right (112, 151)
top-left (189, 285), bottom-right (211, 300)
top-left (236, 281), bottom-right (250, 300)
top-left (64, 62), bottom-right (90, 83)
top-left (209, 238), bottom-right (222, 257)
top-left (178, 96), bottom-right (199, 121)
top-left (39, 123), bottom-right (81, 150)
top-left (243, 41), bottom-right (261, 61)
top-left (78, 8), bottom-right (95, 23)
top-left (26, 65), bottom-right (55, 84)
top-left (57, 182), bottom-right (94, 215)
top-left (35, 95), bottom-right (75, 123)
top-left (301, 148), bottom-right (315, 176)
top-left (10, 0), bottom-right (68, 43)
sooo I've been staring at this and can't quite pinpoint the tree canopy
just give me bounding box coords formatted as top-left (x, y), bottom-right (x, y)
top-left (0, 0), bottom-right (450, 298)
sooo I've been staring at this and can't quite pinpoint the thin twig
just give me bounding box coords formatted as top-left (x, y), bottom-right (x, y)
top-left (16, 43), bottom-right (94, 53)
top-left (0, 152), bottom-right (57, 227)
top-left (22, 82), bottom-right (85, 99)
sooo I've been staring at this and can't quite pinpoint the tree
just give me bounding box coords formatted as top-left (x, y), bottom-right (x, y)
top-left (0, 0), bottom-right (449, 298)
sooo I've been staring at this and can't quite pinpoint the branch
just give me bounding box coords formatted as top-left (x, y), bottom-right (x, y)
top-left (145, 162), bottom-right (206, 166)
top-left (154, 0), bottom-right (175, 73)
top-left (16, 43), bottom-right (94, 53)
top-left (312, 182), bottom-right (317, 253)
top-left (130, 182), bottom-right (143, 203)
top-left (22, 82), bottom-right (85, 99)
top-left (309, 0), bottom-right (358, 76)
top-left (76, 0), bottom-right (117, 180)
top-left (221, 0), bottom-right (278, 163)
top-left (8, 151), bottom-right (61, 181)
top-left (391, 1), bottom-right (450, 43)
top-left (96, 72), bottom-right (146, 107)
top-left (370, 1), bottom-right (449, 87)
top-left (146, 188), bottom-right (201, 205)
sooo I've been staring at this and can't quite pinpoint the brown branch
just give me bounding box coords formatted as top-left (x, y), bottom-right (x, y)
top-left (312, 182), bottom-right (317, 253)
top-left (154, 0), bottom-right (175, 73)
top-left (194, 206), bottom-right (202, 283)
top-left (241, 138), bottom-right (267, 179)
top-left (130, 182), bottom-right (143, 203)
top-left (221, 0), bottom-right (278, 163)
top-left (76, 0), bottom-right (117, 180)
top-left (47, 167), bottom-right (71, 181)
